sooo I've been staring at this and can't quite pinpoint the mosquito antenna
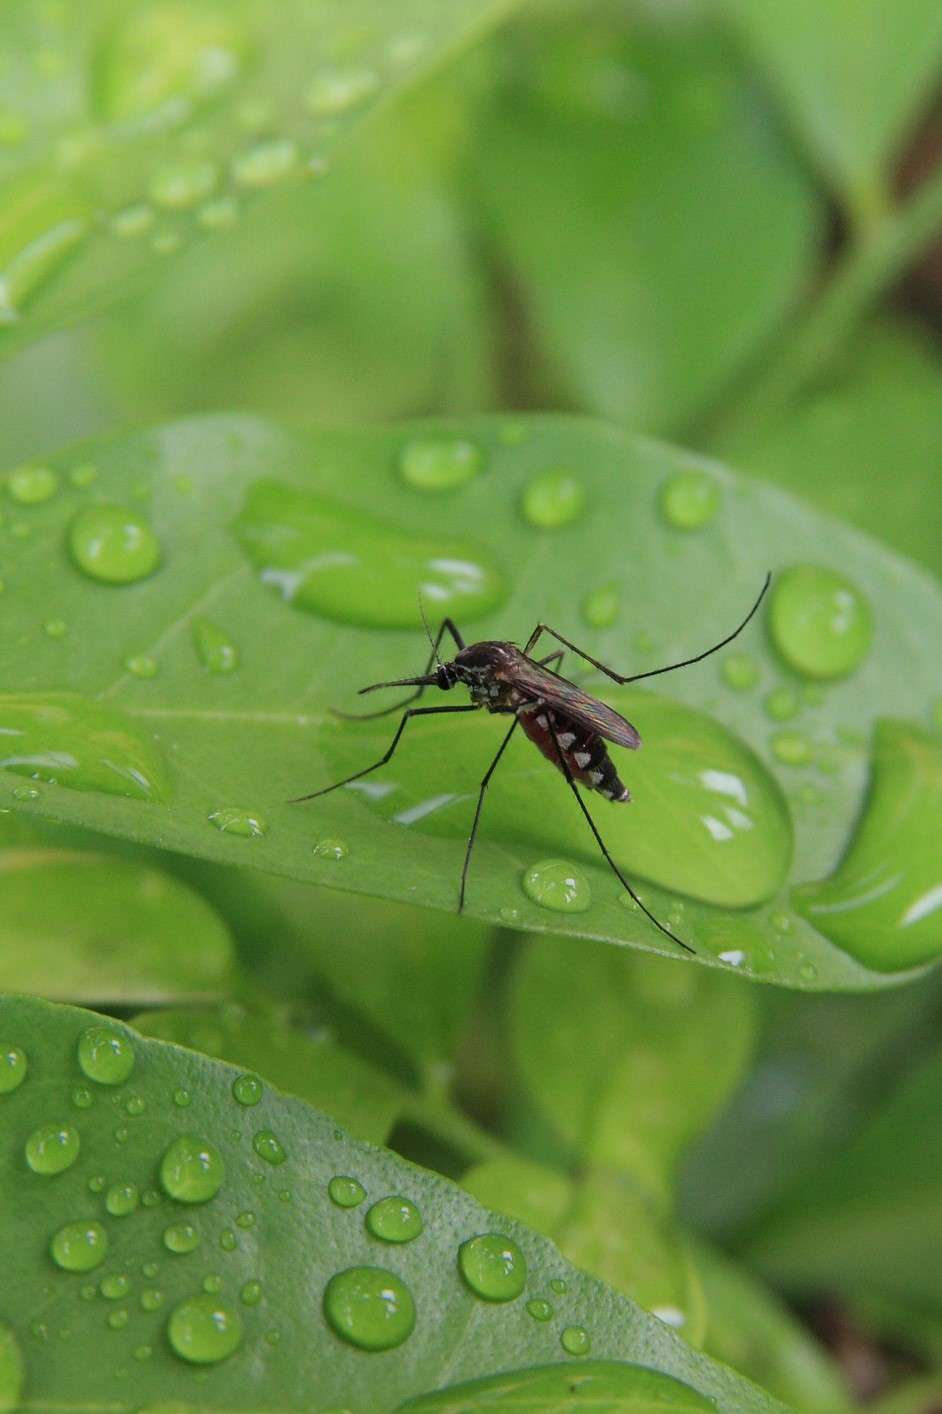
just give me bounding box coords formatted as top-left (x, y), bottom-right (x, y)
top-left (417, 592), bottom-right (442, 668)
top-left (622, 572), bottom-right (771, 685)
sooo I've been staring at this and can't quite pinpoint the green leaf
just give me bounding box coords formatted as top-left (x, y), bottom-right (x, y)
top-left (0, 814), bottom-right (234, 1003)
top-left (870, 1373), bottom-right (942, 1414)
top-left (0, 0), bottom-right (519, 353)
top-left (134, 1002), bottom-right (405, 1145)
top-left (0, 993), bottom-right (787, 1410)
top-left (718, 0), bottom-right (942, 217)
top-left (397, 1362), bottom-right (717, 1412)
top-left (509, 939), bottom-right (756, 1198)
top-left (2, 413), bottom-right (941, 990)
top-left (471, 4), bottom-right (820, 433)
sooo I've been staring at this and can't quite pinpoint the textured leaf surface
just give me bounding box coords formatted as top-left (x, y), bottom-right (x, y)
top-left (1, 413), bottom-right (941, 990)
top-left (0, 994), bottom-right (786, 1411)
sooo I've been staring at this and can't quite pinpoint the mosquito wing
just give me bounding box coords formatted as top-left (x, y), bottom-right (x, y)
top-left (511, 655), bottom-right (641, 749)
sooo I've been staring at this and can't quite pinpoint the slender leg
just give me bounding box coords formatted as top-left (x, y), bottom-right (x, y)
top-left (288, 703), bottom-right (477, 804)
top-left (523, 573), bottom-right (770, 686)
top-left (545, 718), bottom-right (695, 955)
top-left (458, 716), bottom-right (519, 914)
top-left (538, 649), bottom-right (564, 671)
top-left (333, 617), bottom-right (467, 722)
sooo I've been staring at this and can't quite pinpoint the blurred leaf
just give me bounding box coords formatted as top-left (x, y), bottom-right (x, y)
top-left (870, 1374), bottom-right (942, 1414)
top-left (0, 993), bottom-right (788, 1411)
top-left (718, 0), bottom-right (942, 215)
top-left (2, 414), bottom-right (942, 988)
top-left (134, 1001), bottom-right (405, 1144)
top-left (398, 1362), bottom-right (718, 1411)
top-left (472, 3), bottom-right (820, 433)
top-left (508, 940), bottom-right (756, 1197)
top-left (691, 1239), bottom-right (850, 1413)
top-left (0, 0), bottom-right (519, 353)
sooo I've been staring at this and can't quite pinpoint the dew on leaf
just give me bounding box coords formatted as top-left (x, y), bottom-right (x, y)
top-left (172, 1089), bottom-right (191, 1108)
top-left (398, 438), bottom-right (483, 492)
top-left (719, 949), bottom-right (746, 967)
top-left (197, 196), bottom-right (238, 230)
top-left (313, 837), bottom-right (348, 860)
top-left (235, 1211), bottom-right (255, 1229)
top-left (240, 1279), bottom-right (262, 1306)
top-left (93, 4), bottom-right (247, 122)
top-left (305, 67), bottom-right (379, 116)
top-left (78, 1025), bottom-right (135, 1085)
top-left (232, 138), bottom-right (297, 188)
top-left (0, 1046), bottom-right (27, 1094)
top-left (581, 583), bottom-right (619, 628)
top-left (365, 1197), bottom-right (423, 1244)
top-left (111, 205), bottom-right (155, 239)
top-left (160, 1136), bottom-right (224, 1204)
top-left (769, 565), bottom-right (872, 680)
top-left (526, 1298), bottom-right (553, 1321)
top-left (219, 1230), bottom-right (237, 1252)
top-left (100, 1274), bottom-right (131, 1301)
top-left (522, 859), bottom-right (591, 913)
top-left (0, 174), bottom-right (87, 325)
top-left (43, 618), bottom-right (67, 639)
top-left (87, 1175), bottom-right (106, 1194)
top-left (151, 228), bottom-right (182, 256)
top-left (68, 504), bottom-right (161, 584)
top-left (140, 1288), bottom-right (163, 1312)
top-left (549, 1279), bottom-right (567, 1295)
top-left (208, 807), bottom-right (268, 838)
top-left (11, 786), bottom-right (38, 802)
top-left (458, 1233), bottom-right (526, 1302)
top-left (167, 1294), bottom-right (243, 1365)
top-left (521, 469), bottom-right (586, 529)
top-left (328, 1175), bottom-right (365, 1209)
top-left (107, 1307), bottom-right (129, 1330)
top-left (659, 469), bottom-right (720, 530)
top-left (6, 464), bottom-right (58, 504)
top-left (105, 1183), bottom-right (139, 1217)
top-left (25, 1122), bottom-right (80, 1175)
top-left (232, 1073), bottom-right (262, 1106)
top-left (50, 1220), bottom-right (108, 1272)
top-left (149, 159), bottom-right (218, 210)
top-left (770, 730), bottom-right (811, 766)
top-left (721, 652), bottom-right (759, 692)
top-left (561, 1325), bottom-right (591, 1355)
top-left (163, 1220), bottom-right (200, 1254)
top-left (124, 654), bottom-right (158, 678)
top-left (125, 1094), bottom-right (145, 1116)
top-left (202, 1274), bottom-right (222, 1293)
top-left (193, 618), bottom-right (239, 674)
top-left (763, 686), bottom-right (800, 721)
top-left (252, 1129), bottom-right (286, 1166)
top-left (323, 1267), bottom-right (415, 1351)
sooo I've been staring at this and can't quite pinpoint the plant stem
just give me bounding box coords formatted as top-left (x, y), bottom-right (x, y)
top-left (401, 1090), bottom-right (513, 1168)
top-left (714, 162), bottom-right (942, 448)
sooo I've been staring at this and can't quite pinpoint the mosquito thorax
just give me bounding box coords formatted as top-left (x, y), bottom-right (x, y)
top-left (453, 641), bottom-right (521, 706)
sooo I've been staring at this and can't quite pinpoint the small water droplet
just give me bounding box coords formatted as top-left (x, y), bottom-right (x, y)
top-left (149, 159), bottom-right (218, 210)
top-left (68, 504), bottom-right (161, 584)
top-left (88, 1175), bottom-right (106, 1194)
top-left (313, 837), bottom-right (348, 860)
top-left (202, 1274), bottom-right (222, 1294)
top-left (235, 1210), bottom-right (255, 1229)
top-left (208, 807), bottom-right (267, 838)
top-left (399, 438), bottom-right (483, 492)
top-left (12, 785), bottom-right (39, 802)
top-left (660, 470), bottom-right (720, 530)
top-left (160, 1136), bottom-right (224, 1204)
top-left (141, 1189), bottom-right (161, 1208)
top-left (561, 1325), bottom-right (591, 1356)
top-left (526, 1298), bottom-right (553, 1321)
top-left (78, 1025), bottom-right (135, 1085)
top-left (114, 1125), bottom-right (130, 1145)
top-left (133, 1343), bottom-right (152, 1361)
top-left (581, 583), bottom-right (619, 629)
top-left (6, 464), bottom-right (59, 504)
top-left (719, 949), bottom-right (746, 967)
top-left (232, 1073), bottom-right (262, 1106)
top-left (771, 730), bottom-right (812, 766)
top-left (43, 618), bottom-right (68, 640)
top-left (140, 1288), bottom-right (163, 1312)
top-left (323, 1267), bottom-right (415, 1351)
top-left (240, 1279), bottom-right (262, 1306)
top-left (141, 1261), bottom-right (159, 1279)
top-left (0, 1045), bottom-right (27, 1094)
top-left (100, 1274), bottom-right (131, 1301)
top-left (458, 1234), bottom-right (526, 1302)
top-left (105, 1182), bottom-right (139, 1217)
top-left (799, 961), bottom-right (818, 981)
top-left (521, 470), bottom-right (586, 529)
top-left (232, 138), bottom-right (297, 188)
top-left (252, 1129), bottom-right (286, 1166)
top-left (125, 1094), bottom-right (145, 1116)
top-left (51, 1220), bottom-right (108, 1272)
top-left (305, 68), bottom-right (379, 116)
top-left (111, 205), bottom-right (155, 239)
top-left (522, 859), bottom-right (591, 913)
top-left (25, 1122), bottom-right (80, 1175)
top-left (107, 1307), bottom-right (129, 1331)
top-left (328, 1176), bottom-right (365, 1208)
top-left (94, 6), bottom-right (247, 123)
top-left (197, 195), bottom-right (238, 230)
top-left (80, 1283), bottom-right (96, 1301)
top-left (173, 1088), bottom-right (191, 1108)
top-left (764, 686), bottom-right (801, 721)
top-left (124, 654), bottom-right (158, 678)
top-left (499, 905), bottom-right (520, 925)
top-left (549, 1278), bottom-right (567, 1295)
top-left (365, 1197), bottom-right (423, 1244)
top-left (219, 1230), bottom-right (237, 1252)
top-left (168, 1294), bottom-right (243, 1365)
top-left (163, 1221), bottom-right (200, 1254)
top-left (192, 618), bottom-right (239, 674)
top-left (769, 565), bottom-right (872, 680)
top-left (721, 653), bottom-right (759, 692)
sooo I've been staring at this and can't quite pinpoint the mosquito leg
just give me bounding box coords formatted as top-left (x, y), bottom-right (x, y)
top-left (289, 703), bottom-right (477, 803)
top-left (523, 574), bottom-right (770, 687)
top-left (458, 716), bottom-right (519, 914)
top-left (538, 650), bottom-right (564, 671)
top-left (332, 617), bottom-right (467, 721)
top-left (545, 719), bottom-right (695, 955)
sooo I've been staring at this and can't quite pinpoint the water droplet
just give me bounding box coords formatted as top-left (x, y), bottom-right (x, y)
top-left (51, 1220), bottom-right (108, 1272)
top-left (208, 807), bottom-right (267, 838)
top-left (142, 1261), bottom-right (159, 1278)
top-left (203, 1273), bottom-right (222, 1294)
top-left (365, 1196), bottom-right (423, 1244)
top-left (232, 1073), bottom-right (262, 1106)
top-left (114, 1125), bottom-right (130, 1145)
top-left (80, 1283), bottom-right (96, 1301)
top-left (794, 721), bottom-right (942, 970)
top-left (323, 1267), bottom-right (415, 1351)
top-left (134, 1344), bottom-right (152, 1361)
top-left (549, 1279), bottom-right (567, 1295)
top-left (163, 1221), bottom-right (200, 1254)
top-left (149, 159), bottom-right (218, 210)
top-left (236, 1211), bottom-right (255, 1229)
top-left (799, 961), bottom-right (818, 981)
top-left (140, 1288), bottom-right (163, 1312)
top-left (522, 859), bottom-right (591, 914)
top-left (0, 1045), bottom-right (27, 1094)
top-left (652, 1304), bottom-right (686, 1327)
top-left (769, 565), bottom-right (872, 680)
top-left (499, 905), bottom-right (520, 925)
top-left (94, 6), bottom-right (247, 122)
top-left (313, 837), bottom-right (348, 860)
top-left (305, 67), bottom-right (379, 116)
top-left (160, 1136), bottom-right (224, 1204)
top-left (561, 1325), bottom-right (591, 1356)
top-left (521, 470), bottom-right (586, 529)
top-left (105, 1182), bottom-right (139, 1217)
top-left (111, 205), bottom-right (155, 239)
top-left (770, 730), bottom-right (811, 766)
top-left (6, 464), bottom-right (58, 504)
top-left (398, 438), bottom-right (483, 492)
top-left (232, 138), bottom-right (297, 188)
top-left (141, 1189), bottom-right (161, 1208)
top-left (78, 1025), bottom-right (135, 1085)
top-left (719, 949), bottom-right (746, 967)
top-left (219, 1230), bottom-right (237, 1252)
top-left (328, 1176), bottom-right (365, 1208)
top-left (458, 1233), bottom-right (526, 1302)
top-left (68, 504), bottom-right (161, 584)
top-left (240, 1279), bottom-right (262, 1306)
top-left (197, 196), bottom-right (238, 230)
top-left (526, 1298), bottom-right (553, 1321)
top-left (25, 1122), bottom-right (80, 1174)
top-left (124, 654), bottom-right (158, 679)
top-left (100, 1274), bottom-right (131, 1301)
top-left (660, 470), bottom-right (720, 530)
top-left (107, 1308), bottom-right (129, 1330)
top-left (43, 618), bottom-right (67, 640)
top-left (12, 785), bottom-right (39, 802)
top-left (173, 1088), bottom-right (191, 1108)
top-left (125, 1094), bottom-right (145, 1116)
top-left (771, 911), bottom-right (793, 934)
top-left (252, 1130), bottom-right (286, 1166)
top-left (167, 1294), bottom-right (243, 1365)
top-left (234, 478), bottom-right (505, 629)
top-left (193, 618), bottom-right (239, 674)
top-left (88, 1175), bottom-right (106, 1194)
top-left (581, 584), bottom-right (619, 629)
top-left (764, 686), bottom-right (800, 721)
top-left (721, 653), bottom-right (759, 692)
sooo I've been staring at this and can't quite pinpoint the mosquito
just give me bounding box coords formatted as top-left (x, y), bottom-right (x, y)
top-left (292, 573), bottom-right (771, 954)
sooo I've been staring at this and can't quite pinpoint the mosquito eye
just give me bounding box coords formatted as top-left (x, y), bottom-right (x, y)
top-left (437, 665), bottom-right (452, 691)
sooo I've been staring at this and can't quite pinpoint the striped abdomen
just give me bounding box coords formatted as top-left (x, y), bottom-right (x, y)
top-left (518, 705), bottom-right (630, 802)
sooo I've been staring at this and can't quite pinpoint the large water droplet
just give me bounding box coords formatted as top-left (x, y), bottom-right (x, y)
top-left (522, 859), bottom-right (592, 914)
top-left (794, 720), bottom-right (942, 970)
top-left (93, 4), bottom-right (247, 122)
top-left (149, 159), bottom-right (218, 210)
top-left (365, 1197), bottom-right (423, 1244)
top-left (328, 1176), bottom-right (365, 1209)
top-left (0, 1045), bottom-right (27, 1094)
top-left (0, 1321), bottom-right (23, 1407)
top-left (521, 470), bottom-right (586, 529)
top-left (305, 67), bottom-right (379, 116)
top-left (5, 464), bottom-right (59, 505)
top-left (659, 470), bottom-right (720, 530)
top-left (78, 1025), bottom-right (135, 1084)
top-left (68, 504), bottom-right (161, 584)
top-left (769, 565), bottom-right (872, 680)
top-left (193, 618), bottom-right (239, 674)
top-left (399, 438), bottom-right (483, 492)
top-left (167, 1293), bottom-right (243, 1365)
top-left (458, 1233), bottom-right (526, 1301)
top-left (51, 1220), bottom-right (108, 1272)
top-left (234, 479), bottom-right (505, 629)
top-left (208, 806), bottom-right (267, 837)
top-left (160, 1136), bottom-right (224, 1203)
top-left (25, 1122), bottom-right (80, 1174)
top-left (323, 1267), bottom-right (415, 1350)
